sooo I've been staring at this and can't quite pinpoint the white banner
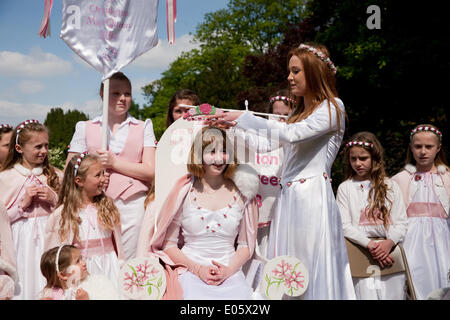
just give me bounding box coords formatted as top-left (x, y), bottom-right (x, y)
top-left (61, 0), bottom-right (159, 80)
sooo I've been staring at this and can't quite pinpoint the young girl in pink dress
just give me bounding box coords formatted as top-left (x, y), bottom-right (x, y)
top-left (45, 153), bottom-right (124, 289)
top-left (66, 72), bottom-right (156, 261)
top-left (0, 120), bottom-right (61, 299)
top-left (392, 124), bottom-right (450, 299)
top-left (336, 132), bottom-right (408, 299)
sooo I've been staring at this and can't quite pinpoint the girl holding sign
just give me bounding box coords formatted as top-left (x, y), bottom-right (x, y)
top-left (204, 43), bottom-right (356, 299)
top-left (66, 72), bottom-right (157, 260)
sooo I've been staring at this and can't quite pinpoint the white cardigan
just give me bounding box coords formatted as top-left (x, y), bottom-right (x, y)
top-left (336, 178), bottom-right (408, 248)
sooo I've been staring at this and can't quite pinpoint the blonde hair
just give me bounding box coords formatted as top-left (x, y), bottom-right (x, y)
top-left (57, 154), bottom-right (120, 243)
top-left (187, 126), bottom-right (238, 179)
top-left (40, 245), bottom-right (77, 289)
top-left (287, 42), bottom-right (344, 133)
top-left (1, 122), bottom-right (60, 192)
top-left (407, 123), bottom-right (448, 169)
top-left (344, 132), bottom-right (392, 230)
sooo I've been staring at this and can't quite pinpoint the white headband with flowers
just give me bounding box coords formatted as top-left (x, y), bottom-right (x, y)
top-left (0, 123), bottom-right (12, 129)
top-left (269, 95), bottom-right (296, 105)
top-left (55, 244), bottom-right (65, 274)
top-left (299, 44), bottom-right (337, 74)
top-left (410, 126), bottom-right (442, 140)
top-left (345, 140), bottom-right (374, 148)
top-left (74, 151), bottom-right (88, 176)
top-left (15, 119), bottom-right (40, 144)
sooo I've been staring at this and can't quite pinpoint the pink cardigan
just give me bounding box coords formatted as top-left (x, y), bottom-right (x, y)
top-left (136, 174), bottom-right (259, 299)
top-left (0, 203), bottom-right (16, 299)
top-left (45, 205), bottom-right (125, 262)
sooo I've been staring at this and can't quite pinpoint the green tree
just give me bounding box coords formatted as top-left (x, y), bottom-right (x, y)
top-left (44, 108), bottom-right (89, 169)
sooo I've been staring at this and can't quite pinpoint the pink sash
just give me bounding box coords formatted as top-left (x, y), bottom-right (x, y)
top-left (407, 202), bottom-right (447, 219)
top-left (78, 237), bottom-right (115, 258)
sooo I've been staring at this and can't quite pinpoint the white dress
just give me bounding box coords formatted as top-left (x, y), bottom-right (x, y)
top-left (403, 172), bottom-right (450, 299)
top-left (166, 188), bottom-right (253, 300)
top-left (336, 179), bottom-right (408, 300)
top-left (234, 99), bottom-right (356, 299)
top-left (77, 205), bottom-right (121, 289)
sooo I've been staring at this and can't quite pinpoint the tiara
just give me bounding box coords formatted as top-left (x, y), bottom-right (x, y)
top-left (410, 126), bottom-right (442, 140)
top-left (0, 123), bottom-right (12, 129)
top-left (345, 140), bottom-right (374, 148)
top-left (269, 95), bottom-right (296, 105)
top-left (15, 119), bottom-right (40, 144)
top-left (55, 244), bottom-right (65, 274)
top-left (74, 151), bottom-right (88, 176)
top-left (299, 44), bottom-right (337, 74)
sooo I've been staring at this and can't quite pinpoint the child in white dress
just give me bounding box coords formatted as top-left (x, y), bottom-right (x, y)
top-left (45, 153), bottom-right (124, 289)
top-left (336, 132), bottom-right (408, 300)
top-left (392, 124), bottom-right (450, 299)
top-left (140, 126), bottom-right (259, 299)
top-left (0, 120), bottom-right (61, 299)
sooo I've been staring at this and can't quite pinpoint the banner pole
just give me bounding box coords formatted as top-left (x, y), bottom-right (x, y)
top-left (102, 78), bottom-right (110, 150)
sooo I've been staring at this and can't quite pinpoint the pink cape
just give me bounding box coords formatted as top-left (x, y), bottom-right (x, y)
top-left (137, 174), bottom-right (259, 300)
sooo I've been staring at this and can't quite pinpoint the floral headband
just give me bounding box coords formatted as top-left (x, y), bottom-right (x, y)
top-left (0, 123), bottom-right (12, 130)
top-left (299, 44), bottom-right (337, 74)
top-left (15, 119), bottom-right (40, 144)
top-left (345, 140), bottom-right (374, 148)
top-left (410, 126), bottom-right (442, 140)
top-left (74, 151), bottom-right (88, 176)
top-left (269, 95), bottom-right (296, 105)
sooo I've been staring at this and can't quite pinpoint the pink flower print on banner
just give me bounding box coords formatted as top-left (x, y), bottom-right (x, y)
top-left (199, 103), bottom-right (213, 115)
top-left (265, 259), bottom-right (305, 297)
top-left (123, 260), bottom-right (163, 299)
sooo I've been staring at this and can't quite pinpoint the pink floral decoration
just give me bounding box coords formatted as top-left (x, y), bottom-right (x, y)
top-left (199, 103), bottom-right (212, 114)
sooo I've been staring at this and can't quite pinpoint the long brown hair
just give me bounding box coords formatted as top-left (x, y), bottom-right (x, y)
top-left (343, 132), bottom-right (392, 230)
top-left (287, 42), bottom-right (344, 133)
top-left (40, 245), bottom-right (77, 289)
top-left (57, 154), bottom-right (120, 243)
top-left (1, 122), bottom-right (60, 192)
top-left (406, 123), bottom-right (448, 169)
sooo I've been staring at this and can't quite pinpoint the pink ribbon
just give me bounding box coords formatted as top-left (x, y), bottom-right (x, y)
top-left (166, 0), bottom-right (177, 44)
top-left (38, 0), bottom-right (54, 38)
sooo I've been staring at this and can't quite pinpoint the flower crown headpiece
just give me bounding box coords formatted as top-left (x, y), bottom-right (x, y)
top-left (0, 123), bottom-right (12, 130)
top-left (16, 119), bottom-right (40, 144)
top-left (74, 151), bottom-right (88, 176)
top-left (299, 44), bottom-right (337, 74)
top-left (345, 140), bottom-right (374, 148)
top-left (410, 126), bottom-right (442, 140)
top-left (269, 95), bottom-right (296, 105)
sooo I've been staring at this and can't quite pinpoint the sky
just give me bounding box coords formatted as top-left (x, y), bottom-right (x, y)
top-left (0, 0), bottom-right (230, 126)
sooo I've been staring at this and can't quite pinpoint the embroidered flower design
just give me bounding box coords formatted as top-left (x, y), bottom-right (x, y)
top-left (414, 174), bottom-right (422, 181)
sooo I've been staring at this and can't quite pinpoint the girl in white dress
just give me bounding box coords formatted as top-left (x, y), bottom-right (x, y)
top-left (45, 153), bottom-right (124, 289)
top-left (205, 42), bottom-right (355, 299)
top-left (143, 126), bottom-right (259, 299)
top-left (336, 132), bottom-right (408, 299)
top-left (66, 72), bottom-right (156, 261)
top-left (392, 124), bottom-right (450, 299)
top-left (0, 120), bottom-right (61, 300)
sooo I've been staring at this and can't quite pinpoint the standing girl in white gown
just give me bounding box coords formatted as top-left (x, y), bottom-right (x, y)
top-left (0, 120), bottom-right (61, 299)
top-left (392, 124), bottom-right (450, 299)
top-left (45, 153), bottom-right (124, 288)
top-left (336, 132), bottom-right (408, 299)
top-left (139, 126), bottom-right (259, 300)
top-left (205, 42), bottom-right (355, 299)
